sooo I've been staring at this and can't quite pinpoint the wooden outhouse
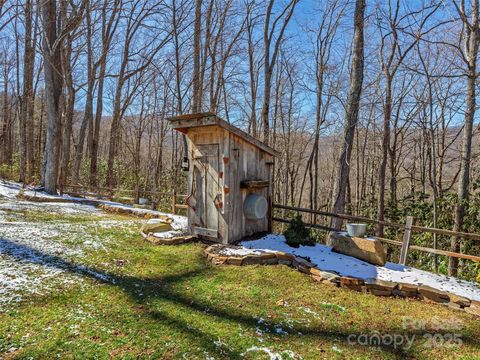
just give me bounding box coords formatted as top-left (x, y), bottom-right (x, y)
top-left (168, 113), bottom-right (280, 244)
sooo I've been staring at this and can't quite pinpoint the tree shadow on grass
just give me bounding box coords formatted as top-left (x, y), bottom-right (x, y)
top-left (1, 237), bottom-right (477, 359)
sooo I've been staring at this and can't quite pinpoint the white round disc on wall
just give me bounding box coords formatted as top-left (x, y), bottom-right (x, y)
top-left (243, 194), bottom-right (268, 220)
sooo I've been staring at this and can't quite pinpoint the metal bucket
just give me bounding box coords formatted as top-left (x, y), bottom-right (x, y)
top-left (346, 223), bottom-right (367, 237)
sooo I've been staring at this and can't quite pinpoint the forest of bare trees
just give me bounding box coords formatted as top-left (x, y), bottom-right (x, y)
top-left (1, 0), bottom-right (480, 279)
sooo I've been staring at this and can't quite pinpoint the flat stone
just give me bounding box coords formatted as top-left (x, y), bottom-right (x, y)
top-left (210, 256), bottom-right (228, 265)
top-left (310, 269), bottom-right (341, 283)
top-left (418, 285), bottom-right (450, 303)
top-left (275, 252), bottom-right (295, 262)
top-left (226, 257), bottom-right (244, 266)
top-left (392, 288), bottom-right (407, 298)
top-left (322, 279), bottom-right (340, 287)
top-left (329, 232), bottom-right (386, 266)
top-left (293, 257), bottom-right (315, 267)
top-left (242, 253), bottom-right (277, 265)
top-left (141, 220), bottom-right (172, 234)
top-left (364, 278), bottom-right (397, 291)
top-left (297, 265), bottom-right (312, 274)
top-left (341, 277), bottom-right (364, 286)
top-left (261, 256), bottom-right (279, 265)
top-left (396, 283), bottom-right (419, 297)
top-left (309, 268), bottom-right (322, 277)
top-left (397, 283), bottom-right (418, 292)
top-left (278, 259), bottom-right (292, 266)
top-left (448, 294), bottom-right (471, 308)
top-left (293, 257), bottom-right (315, 274)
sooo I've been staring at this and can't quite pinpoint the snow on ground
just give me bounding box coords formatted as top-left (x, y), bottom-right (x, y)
top-left (241, 234), bottom-right (480, 302)
top-left (0, 200), bottom-right (103, 216)
top-left (152, 230), bottom-right (189, 239)
top-left (242, 346), bottom-right (297, 360)
top-left (0, 180), bottom-right (187, 228)
top-left (219, 247), bottom-right (275, 257)
top-left (0, 181), bottom-right (144, 309)
top-left (0, 180), bottom-right (188, 309)
top-left (0, 181), bottom-right (23, 199)
top-left (101, 201), bottom-right (187, 226)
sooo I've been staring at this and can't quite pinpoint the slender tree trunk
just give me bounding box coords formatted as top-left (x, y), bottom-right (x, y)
top-left (377, 77), bottom-right (392, 236)
top-left (73, 6), bottom-right (94, 185)
top-left (192, 0), bottom-right (202, 112)
top-left (59, 35), bottom-right (75, 192)
top-left (330, 0), bottom-right (365, 231)
top-left (19, 0), bottom-right (35, 183)
top-left (449, 0), bottom-right (479, 277)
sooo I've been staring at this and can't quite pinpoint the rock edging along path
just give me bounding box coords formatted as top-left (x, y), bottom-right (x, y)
top-left (16, 192), bottom-right (166, 219)
top-left (204, 244), bottom-right (480, 317)
top-left (143, 233), bottom-right (196, 245)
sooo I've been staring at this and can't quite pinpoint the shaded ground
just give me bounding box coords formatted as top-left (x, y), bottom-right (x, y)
top-left (0, 194), bottom-right (479, 359)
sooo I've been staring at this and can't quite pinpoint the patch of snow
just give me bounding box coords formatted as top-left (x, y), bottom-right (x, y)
top-left (321, 302), bottom-right (346, 312)
top-left (0, 200), bottom-right (103, 216)
top-left (331, 345), bottom-right (342, 354)
top-left (0, 181), bottom-right (23, 199)
top-left (242, 347), bottom-right (297, 360)
top-left (102, 202), bottom-right (187, 229)
top-left (241, 234), bottom-right (480, 302)
top-left (220, 247), bottom-right (272, 257)
top-left (300, 307), bottom-right (320, 318)
top-left (0, 180), bottom-right (188, 227)
top-left (152, 230), bottom-right (188, 239)
top-left (0, 182), bottom-right (143, 309)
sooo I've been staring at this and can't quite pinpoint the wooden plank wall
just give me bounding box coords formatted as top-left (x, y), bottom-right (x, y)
top-left (226, 130), bottom-right (273, 243)
top-left (186, 125), bottom-right (273, 244)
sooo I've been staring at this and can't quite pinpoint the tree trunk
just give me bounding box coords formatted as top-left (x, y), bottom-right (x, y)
top-left (330, 0), bottom-right (365, 231)
top-left (192, 0), bottom-right (202, 112)
top-left (59, 35), bottom-right (75, 192)
top-left (41, 0), bottom-right (64, 194)
top-left (376, 77), bottom-right (392, 236)
top-left (449, 0), bottom-right (479, 277)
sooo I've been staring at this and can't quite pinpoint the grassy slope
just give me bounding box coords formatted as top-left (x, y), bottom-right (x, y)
top-left (0, 210), bottom-right (479, 360)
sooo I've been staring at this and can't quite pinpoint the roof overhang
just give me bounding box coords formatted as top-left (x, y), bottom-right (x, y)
top-left (167, 113), bottom-right (280, 157)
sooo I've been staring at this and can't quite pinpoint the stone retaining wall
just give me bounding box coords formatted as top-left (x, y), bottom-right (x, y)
top-left (204, 244), bottom-right (480, 317)
top-left (97, 204), bottom-right (159, 219)
top-left (17, 193), bottom-right (99, 206)
top-left (16, 193), bottom-right (163, 219)
top-left (142, 232), bottom-right (196, 245)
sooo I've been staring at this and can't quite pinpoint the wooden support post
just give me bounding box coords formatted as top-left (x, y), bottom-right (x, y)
top-left (171, 190), bottom-right (176, 214)
top-left (399, 216), bottom-right (413, 265)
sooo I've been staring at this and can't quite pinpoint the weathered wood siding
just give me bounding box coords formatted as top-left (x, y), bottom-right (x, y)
top-left (186, 125), bottom-right (273, 244)
top-left (225, 130), bottom-right (273, 243)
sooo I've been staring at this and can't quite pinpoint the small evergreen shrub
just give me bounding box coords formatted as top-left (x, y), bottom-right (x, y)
top-left (283, 215), bottom-right (315, 247)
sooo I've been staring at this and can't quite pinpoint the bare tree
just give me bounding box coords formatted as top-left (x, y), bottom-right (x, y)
top-left (330, 0), bottom-right (366, 230)
top-left (261, 0), bottom-right (298, 145)
top-left (105, 0), bottom-right (171, 187)
top-left (375, 1), bottom-right (440, 236)
top-left (192, 0), bottom-right (202, 112)
top-left (40, 0), bottom-right (86, 194)
top-left (449, 0), bottom-right (479, 276)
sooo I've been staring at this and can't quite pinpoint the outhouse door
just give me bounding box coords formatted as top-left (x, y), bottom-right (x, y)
top-left (192, 144), bottom-right (220, 240)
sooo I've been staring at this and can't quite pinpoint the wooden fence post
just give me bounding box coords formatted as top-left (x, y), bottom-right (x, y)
top-left (171, 190), bottom-right (176, 215)
top-left (399, 216), bottom-right (413, 265)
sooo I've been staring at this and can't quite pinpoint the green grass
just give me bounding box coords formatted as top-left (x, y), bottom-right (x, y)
top-left (0, 210), bottom-right (479, 359)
